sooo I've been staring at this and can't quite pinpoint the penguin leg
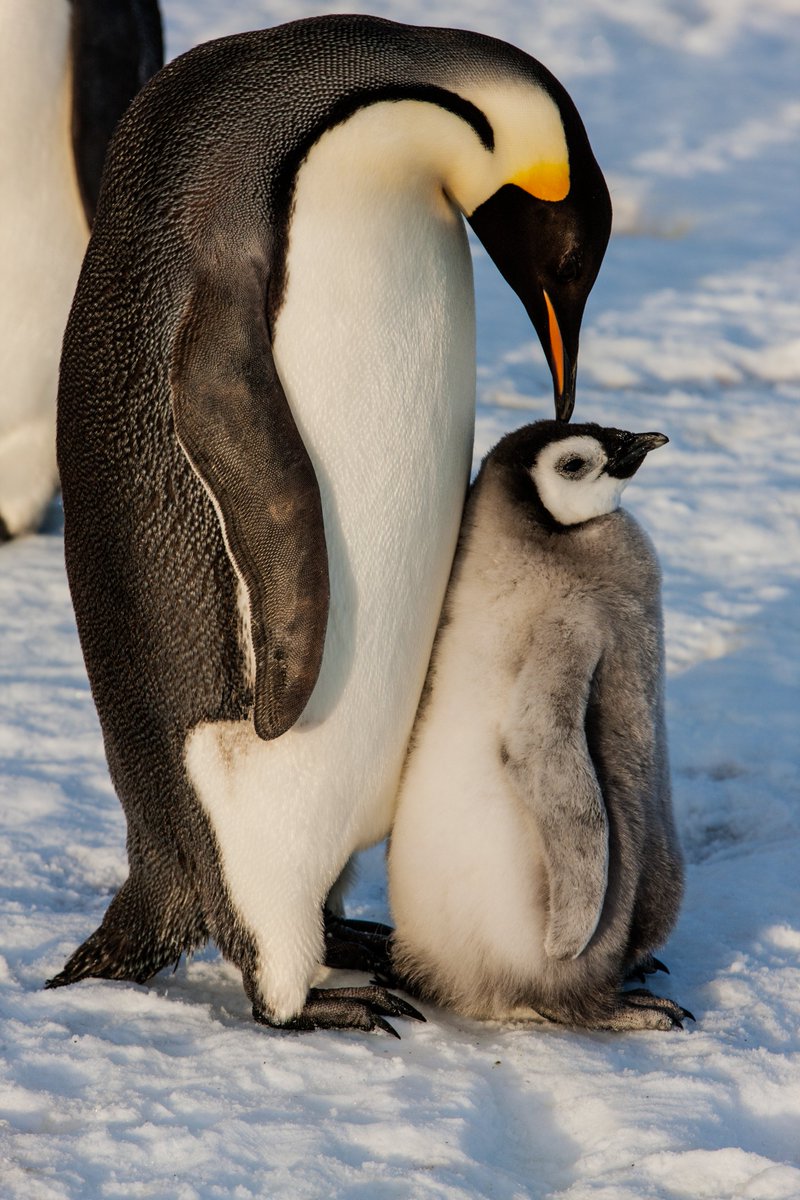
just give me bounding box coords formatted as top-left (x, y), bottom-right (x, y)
top-left (46, 861), bottom-right (207, 989)
top-left (323, 911), bottom-right (394, 975)
top-left (253, 985), bottom-right (425, 1038)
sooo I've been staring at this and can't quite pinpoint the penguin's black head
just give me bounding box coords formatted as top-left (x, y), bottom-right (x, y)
top-left (484, 420), bottom-right (668, 528)
top-left (466, 72), bottom-right (612, 422)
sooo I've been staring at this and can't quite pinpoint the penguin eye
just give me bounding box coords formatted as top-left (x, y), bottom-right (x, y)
top-left (556, 252), bottom-right (582, 284)
top-left (557, 456), bottom-right (586, 476)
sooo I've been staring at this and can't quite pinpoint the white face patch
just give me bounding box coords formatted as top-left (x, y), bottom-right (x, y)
top-left (531, 435), bottom-right (629, 526)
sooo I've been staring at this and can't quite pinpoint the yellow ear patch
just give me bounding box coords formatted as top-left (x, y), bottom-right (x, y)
top-left (509, 160), bottom-right (570, 202)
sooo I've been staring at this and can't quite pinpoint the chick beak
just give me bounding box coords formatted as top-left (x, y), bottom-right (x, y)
top-left (607, 431), bottom-right (669, 478)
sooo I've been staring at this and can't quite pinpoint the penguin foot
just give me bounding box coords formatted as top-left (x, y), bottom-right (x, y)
top-left (601, 988), bottom-right (695, 1032)
top-left (323, 912), bottom-right (394, 975)
top-left (253, 986), bottom-right (425, 1037)
top-left (624, 954), bottom-right (670, 984)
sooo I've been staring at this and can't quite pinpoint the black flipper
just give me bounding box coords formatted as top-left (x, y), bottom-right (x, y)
top-left (170, 260), bottom-right (330, 741)
top-left (70, 0), bottom-right (164, 225)
top-left (46, 864), bottom-right (207, 989)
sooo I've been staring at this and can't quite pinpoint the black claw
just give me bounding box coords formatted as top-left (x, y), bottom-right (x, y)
top-left (372, 1016), bottom-right (401, 1039)
top-left (383, 994), bottom-right (426, 1023)
top-left (326, 985), bottom-right (425, 1023)
top-left (625, 955), bottom-right (671, 983)
top-left (679, 1007), bottom-right (696, 1023)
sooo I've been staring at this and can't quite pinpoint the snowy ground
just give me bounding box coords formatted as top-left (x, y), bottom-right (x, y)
top-left (2, 1), bottom-right (799, 1197)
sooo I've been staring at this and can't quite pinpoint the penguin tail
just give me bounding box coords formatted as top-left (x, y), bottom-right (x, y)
top-left (46, 871), bottom-right (208, 989)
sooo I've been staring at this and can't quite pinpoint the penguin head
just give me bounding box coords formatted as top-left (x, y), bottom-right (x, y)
top-left (457, 72), bottom-right (612, 422)
top-left (486, 421), bottom-right (668, 528)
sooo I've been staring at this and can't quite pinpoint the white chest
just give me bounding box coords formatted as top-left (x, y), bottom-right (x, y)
top-left (272, 104), bottom-right (478, 758)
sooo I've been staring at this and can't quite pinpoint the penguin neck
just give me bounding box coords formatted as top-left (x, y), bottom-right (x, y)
top-left (272, 98), bottom-right (480, 446)
top-left (272, 81), bottom-right (569, 251)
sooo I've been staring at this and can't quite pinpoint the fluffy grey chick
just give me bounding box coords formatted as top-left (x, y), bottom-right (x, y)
top-left (388, 420), bottom-right (688, 1031)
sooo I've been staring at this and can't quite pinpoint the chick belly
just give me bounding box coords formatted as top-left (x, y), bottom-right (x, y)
top-left (389, 683), bottom-right (550, 1018)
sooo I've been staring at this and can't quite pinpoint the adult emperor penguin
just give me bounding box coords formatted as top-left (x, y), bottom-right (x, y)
top-left (389, 421), bottom-right (689, 1031)
top-left (0, 0), bottom-right (162, 540)
top-left (50, 16), bottom-right (613, 1034)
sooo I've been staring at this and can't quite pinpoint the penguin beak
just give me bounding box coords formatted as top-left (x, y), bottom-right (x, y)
top-left (467, 185), bottom-right (599, 425)
top-left (607, 431), bottom-right (669, 478)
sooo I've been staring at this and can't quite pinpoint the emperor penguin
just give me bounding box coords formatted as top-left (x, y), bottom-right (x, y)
top-left (50, 16), bottom-right (613, 1035)
top-left (388, 421), bottom-right (689, 1031)
top-left (0, 0), bottom-right (162, 540)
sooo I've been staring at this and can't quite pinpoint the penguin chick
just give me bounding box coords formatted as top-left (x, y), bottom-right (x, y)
top-left (388, 421), bottom-right (688, 1032)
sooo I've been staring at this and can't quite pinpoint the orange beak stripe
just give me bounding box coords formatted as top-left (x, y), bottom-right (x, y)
top-left (543, 289), bottom-right (564, 399)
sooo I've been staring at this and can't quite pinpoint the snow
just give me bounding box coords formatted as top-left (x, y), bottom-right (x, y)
top-left (2, 1), bottom-right (799, 1196)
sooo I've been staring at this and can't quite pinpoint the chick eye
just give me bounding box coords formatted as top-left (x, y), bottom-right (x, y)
top-left (556, 252), bottom-right (582, 284)
top-left (559, 456), bottom-right (585, 475)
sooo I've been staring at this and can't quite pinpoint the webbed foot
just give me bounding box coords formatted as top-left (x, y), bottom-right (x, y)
top-left (323, 912), bottom-right (394, 975)
top-left (253, 985), bottom-right (425, 1037)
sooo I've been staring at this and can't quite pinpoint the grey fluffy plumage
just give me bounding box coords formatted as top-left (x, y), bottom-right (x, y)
top-left (388, 421), bottom-right (688, 1031)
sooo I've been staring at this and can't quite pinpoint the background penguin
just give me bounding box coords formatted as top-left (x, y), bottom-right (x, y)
top-left (388, 420), bottom-right (689, 1031)
top-left (51, 15), bottom-right (612, 1034)
top-left (0, 0), bottom-right (162, 540)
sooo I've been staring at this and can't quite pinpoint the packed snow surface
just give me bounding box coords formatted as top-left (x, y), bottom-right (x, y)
top-left (2, 1), bottom-right (799, 1197)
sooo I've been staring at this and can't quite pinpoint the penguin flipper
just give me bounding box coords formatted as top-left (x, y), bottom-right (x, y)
top-left (45, 866), bottom-right (207, 989)
top-left (171, 263), bottom-right (330, 741)
top-left (70, 0), bottom-right (164, 226)
top-left (503, 624), bottom-right (608, 960)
